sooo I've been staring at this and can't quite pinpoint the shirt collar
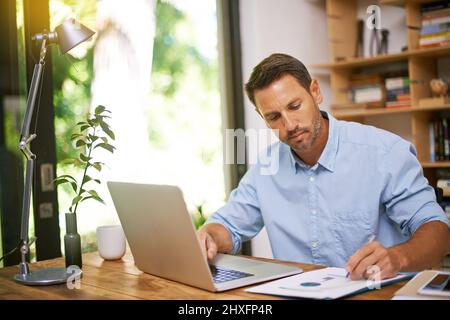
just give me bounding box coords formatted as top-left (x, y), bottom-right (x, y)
top-left (288, 110), bottom-right (339, 173)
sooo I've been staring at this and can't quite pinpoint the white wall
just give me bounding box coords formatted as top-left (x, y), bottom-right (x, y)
top-left (239, 0), bottom-right (330, 258)
top-left (239, 0), bottom-right (410, 259)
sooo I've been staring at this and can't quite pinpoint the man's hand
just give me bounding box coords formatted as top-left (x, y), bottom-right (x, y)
top-left (345, 241), bottom-right (407, 280)
top-left (197, 228), bottom-right (218, 262)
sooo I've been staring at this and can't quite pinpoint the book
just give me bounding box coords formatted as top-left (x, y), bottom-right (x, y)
top-left (435, 120), bottom-right (442, 161)
top-left (420, 30), bottom-right (450, 39)
top-left (395, 94), bottom-right (411, 101)
top-left (437, 179), bottom-right (450, 188)
top-left (419, 33), bottom-right (450, 46)
top-left (352, 86), bottom-right (384, 103)
top-left (420, 22), bottom-right (450, 35)
top-left (430, 122), bottom-right (436, 162)
top-left (385, 77), bottom-right (410, 90)
top-left (348, 73), bottom-right (383, 85)
top-left (444, 118), bottom-right (450, 160)
top-left (387, 89), bottom-right (410, 100)
top-left (422, 8), bottom-right (450, 20)
top-left (422, 15), bottom-right (450, 26)
top-left (421, 1), bottom-right (450, 13)
top-left (419, 39), bottom-right (450, 48)
top-left (245, 267), bottom-right (412, 300)
top-left (439, 119), bottom-right (445, 161)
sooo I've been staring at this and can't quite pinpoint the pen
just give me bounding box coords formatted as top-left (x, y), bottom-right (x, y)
top-left (346, 234), bottom-right (376, 278)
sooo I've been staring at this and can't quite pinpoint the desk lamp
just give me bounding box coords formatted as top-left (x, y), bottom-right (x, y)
top-left (14, 19), bottom-right (94, 285)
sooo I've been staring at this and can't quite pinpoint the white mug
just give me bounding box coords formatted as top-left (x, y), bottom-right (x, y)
top-left (96, 225), bottom-right (126, 260)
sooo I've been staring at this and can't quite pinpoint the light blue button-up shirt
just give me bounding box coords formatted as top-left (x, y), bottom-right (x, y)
top-left (206, 111), bottom-right (450, 267)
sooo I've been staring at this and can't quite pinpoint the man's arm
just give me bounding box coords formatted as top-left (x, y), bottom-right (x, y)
top-left (346, 220), bottom-right (449, 280)
top-left (197, 223), bottom-right (233, 261)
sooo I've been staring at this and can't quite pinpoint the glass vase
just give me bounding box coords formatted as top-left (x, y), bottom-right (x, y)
top-left (64, 212), bottom-right (82, 269)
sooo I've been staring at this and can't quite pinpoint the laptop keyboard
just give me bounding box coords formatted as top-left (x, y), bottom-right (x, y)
top-left (209, 265), bottom-right (254, 284)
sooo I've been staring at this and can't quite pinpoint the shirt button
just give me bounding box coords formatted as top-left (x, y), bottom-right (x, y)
top-left (312, 209), bottom-right (317, 215)
top-left (312, 241), bottom-right (318, 248)
top-left (309, 176), bottom-right (315, 182)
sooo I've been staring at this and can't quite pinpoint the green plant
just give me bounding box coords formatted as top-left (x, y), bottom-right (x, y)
top-left (192, 202), bottom-right (207, 230)
top-left (55, 105), bottom-right (116, 214)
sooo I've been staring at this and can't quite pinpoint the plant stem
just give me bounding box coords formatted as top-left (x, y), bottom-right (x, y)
top-left (72, 126), bottom-right (96, 215)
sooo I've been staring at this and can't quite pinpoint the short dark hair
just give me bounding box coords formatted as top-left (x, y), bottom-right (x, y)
top-left (244, 53), bottom-right (312, 106)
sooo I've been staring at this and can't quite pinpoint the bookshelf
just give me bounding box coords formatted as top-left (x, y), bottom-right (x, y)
top-left (313, 0), bottom-right (450, 188)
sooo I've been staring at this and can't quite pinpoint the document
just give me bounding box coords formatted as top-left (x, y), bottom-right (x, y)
top-left (245, 267), bottom-right (411, 299)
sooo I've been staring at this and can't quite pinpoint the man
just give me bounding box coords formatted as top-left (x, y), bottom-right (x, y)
top-left (198, 53), bottom-right (450, 280)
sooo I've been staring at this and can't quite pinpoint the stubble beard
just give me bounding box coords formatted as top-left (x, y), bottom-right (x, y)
top-left (292, 107), bottom-right (322, 152)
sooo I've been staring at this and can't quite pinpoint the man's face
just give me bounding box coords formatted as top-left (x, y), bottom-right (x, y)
top-left (254, 74), bottom-right (323, 152)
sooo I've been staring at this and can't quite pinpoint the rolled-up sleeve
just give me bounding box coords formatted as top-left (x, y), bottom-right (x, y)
top-left (381, 140), bottom-right (450, 236)
top-left (205, 165), bottom-right (264, 254)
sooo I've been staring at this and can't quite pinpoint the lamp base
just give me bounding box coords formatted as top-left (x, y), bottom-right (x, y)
top-left (13, 267), bottom-right (81, 286)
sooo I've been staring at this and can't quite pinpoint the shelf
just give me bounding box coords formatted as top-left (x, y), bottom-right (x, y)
top-left (331, 103), bottom-right (450, 119)
top-left (421, 161), bottom-right (450, 168)
top-left (379, 0), bottom-right (440, 7)
top-left (311, 46), bottom-right (450, 69)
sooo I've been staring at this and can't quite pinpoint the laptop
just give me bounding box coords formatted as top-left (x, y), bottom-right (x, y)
top-left (107, 181), bottom-right (302, 292)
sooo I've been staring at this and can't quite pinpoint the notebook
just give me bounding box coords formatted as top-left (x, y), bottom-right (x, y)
top-left (245, 267), bottom-right (412, 299)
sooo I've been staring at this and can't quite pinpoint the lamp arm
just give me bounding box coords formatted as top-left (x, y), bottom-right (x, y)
top-left (17, 37), bottom-right (48, 275)
top-left (20, 38), bottom-right (47, 142)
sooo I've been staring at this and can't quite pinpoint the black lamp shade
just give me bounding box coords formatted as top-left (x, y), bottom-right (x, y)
top-left (54, 18), bottom-right (95, 54)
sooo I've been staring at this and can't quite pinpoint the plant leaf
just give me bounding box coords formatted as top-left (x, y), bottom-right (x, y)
top-left (82, 175), bottom-right (93, 184)
top-left (95, 143), bottom-right (115, 153)
top-left (95, 105), bottom-right (106, 115)
top-left (80, 125), bottom-right (90, 132)
top-left (76, 121), bottom-right (88, 126)
top-left (93, 196), bottom-right (105, 204)
top-left (60, 158), bottom-right (76, 165)
top-left (92, 162), bottom-right (102, 171)
top-left (88, 118), bottom-right (99, 127)
top-left (87, 190), bottom-right (105, 204)
top-left (54, 178), bottom-right (69, 186)
top-left (71, 133), bottom-right (84, 141)
top-left (71, 195), bottom-right (83, 207)
top-left (76, 139), bottom-right (86, 147)
top-left (88, 134), bottom-right (98, 142)
top-left (99, 121), bottom-right (115, 140)
top-left (80, 153), bottom-right (92, 162)
top-left (87, 190), bottom-right (100, 197)
top-left (73, 159), bottom-right (84, 167)
top-left (55, 175), bottom-right (77, 184)
top-left (80, 196), bottom-right (95, 203)
top-left (70, 182), bottom-right (78, 193)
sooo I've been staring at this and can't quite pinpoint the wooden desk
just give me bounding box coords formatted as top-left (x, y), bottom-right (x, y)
top-left (0, 251), bottom-right (407, 300)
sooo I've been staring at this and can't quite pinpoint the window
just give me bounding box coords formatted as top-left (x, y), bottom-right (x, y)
top-left (50, 0), bottom-right (225, 252)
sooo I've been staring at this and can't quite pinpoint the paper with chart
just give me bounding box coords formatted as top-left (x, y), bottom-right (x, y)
top-left (245, 267), bottom-right (410, 299)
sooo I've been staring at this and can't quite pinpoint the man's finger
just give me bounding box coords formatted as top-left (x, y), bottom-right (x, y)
top-left (198, 232), bottom-right (208, 260)
top-left (206, 236), bottom-right (217, 260)
top-left (350, 249), bottom-right (384, 280)
top-left (372, 258), bottom-right (397, 280)
top-left (346, 242), bottom-right (379, 274)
